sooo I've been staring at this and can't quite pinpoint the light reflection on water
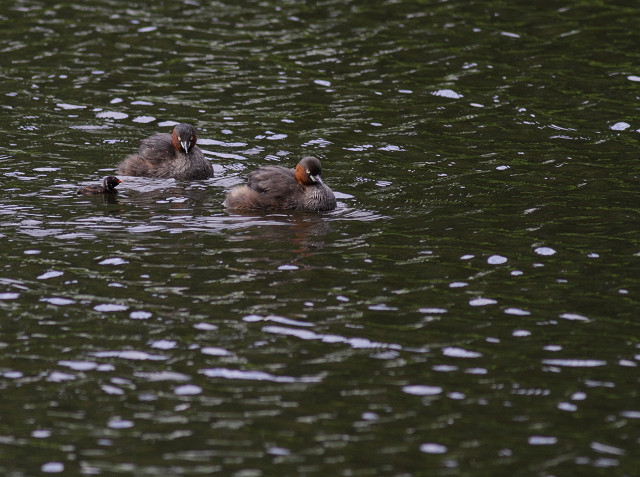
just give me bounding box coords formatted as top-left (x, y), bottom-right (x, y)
top-left (1, 0), bottom-right (639, 475)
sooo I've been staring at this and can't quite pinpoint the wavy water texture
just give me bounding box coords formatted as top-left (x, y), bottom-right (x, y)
top-left (0, 0), bottom-right (639, 476)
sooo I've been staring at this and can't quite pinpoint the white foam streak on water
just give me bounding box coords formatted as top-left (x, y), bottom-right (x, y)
top-left (199, 367), bottom-right (322, 383)
top-left (91, 351), bottom-right (167, 361)
top-left (262, 325), bottom-right (403, 350)
top-left (542, 359), bottom-right (607, 367)
top-left (442, 347), bottom-right (483, 359)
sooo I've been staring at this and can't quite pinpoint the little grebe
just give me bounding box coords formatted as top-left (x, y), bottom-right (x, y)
top-left (224, 156), bottom-right (336, 211)
top-left (117, 123), bottom-right (213, 180)
top-left (77, 176), bottom-right (122, 195)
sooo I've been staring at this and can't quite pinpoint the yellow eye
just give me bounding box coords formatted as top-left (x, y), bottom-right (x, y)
top-left (190, 136), bottom-right (194, 141)
top-left (306, 169), bottom-right (311, 174)
top-left (178, 136), bottom-right (182, 141)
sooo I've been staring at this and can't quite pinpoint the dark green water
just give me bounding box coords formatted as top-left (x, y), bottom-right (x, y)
top-left (1, 0), bottom-right (639, 475)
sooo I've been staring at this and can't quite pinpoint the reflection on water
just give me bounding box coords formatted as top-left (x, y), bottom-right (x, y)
top-left (1, 0), bottom-right (639, 475)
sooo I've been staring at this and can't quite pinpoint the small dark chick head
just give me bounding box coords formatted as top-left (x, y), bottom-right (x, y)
top-left (295, 156), bottom-right (324, 186)
top-left (104, 176), bottom-right (122, 191)
top-left (171, 123), bottom-right (198, 153)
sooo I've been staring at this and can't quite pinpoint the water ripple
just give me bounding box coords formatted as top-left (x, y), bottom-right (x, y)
top-left (199, 368), bottom-right (321, 383)
top-left (262, 325), bottom-right (402, 351)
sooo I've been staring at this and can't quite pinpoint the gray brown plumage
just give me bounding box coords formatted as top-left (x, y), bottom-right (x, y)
top-left (117, 123), bottom-right (213, 180)
top-left (224, 156), bottom-right (336, 211)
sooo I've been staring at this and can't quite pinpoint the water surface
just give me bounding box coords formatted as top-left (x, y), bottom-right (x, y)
top-left (1, 0), bottom-right (639, 475)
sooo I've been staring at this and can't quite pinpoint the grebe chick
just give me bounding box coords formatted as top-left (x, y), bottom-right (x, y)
top-left (77, 176), bottom-right (122, 195)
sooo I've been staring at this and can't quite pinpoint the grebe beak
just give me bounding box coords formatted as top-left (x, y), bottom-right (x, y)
top-left (310, 174), bottom-right (322, 184)
top-left (180, 139), bottom-right (190, 153)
